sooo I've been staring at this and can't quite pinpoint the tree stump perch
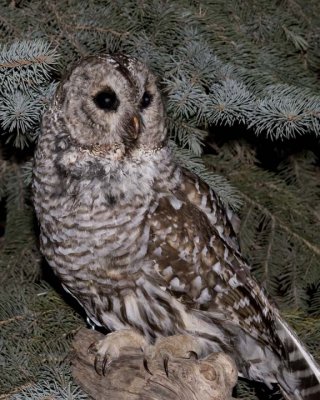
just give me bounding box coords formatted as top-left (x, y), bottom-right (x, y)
top-left (71, 328), bottom-right (238, 400)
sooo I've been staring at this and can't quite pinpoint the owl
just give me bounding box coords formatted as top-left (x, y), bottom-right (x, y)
top-left (33, 54), bottom-right (320, 400)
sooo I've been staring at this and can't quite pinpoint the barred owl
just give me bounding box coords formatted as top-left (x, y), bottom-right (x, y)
top-left (33, 54), bottom-right (320, 400)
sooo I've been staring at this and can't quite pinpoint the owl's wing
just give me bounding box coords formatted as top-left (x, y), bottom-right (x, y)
top-left (148, 184), bottom-right (275, 347)
top-left (178, 168), bottom-right (241, 252)
top-left (147, 179), bottom-right (320, 399)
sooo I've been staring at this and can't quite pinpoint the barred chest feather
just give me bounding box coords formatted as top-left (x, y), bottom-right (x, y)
top-left (33, 140), bottom-right (192, 335)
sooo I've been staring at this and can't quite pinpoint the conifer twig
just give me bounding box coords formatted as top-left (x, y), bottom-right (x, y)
top-left (239, 191), bottom-right (320, 257)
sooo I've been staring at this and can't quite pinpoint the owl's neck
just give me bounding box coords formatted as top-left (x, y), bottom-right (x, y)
top-left (105, 145), bottom-right (181, 202)
top-left (45, 138), bottom-right (181, 207)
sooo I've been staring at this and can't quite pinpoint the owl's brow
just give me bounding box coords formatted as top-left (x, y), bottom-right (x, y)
top-left (110, 56), bottom-right (140, 94)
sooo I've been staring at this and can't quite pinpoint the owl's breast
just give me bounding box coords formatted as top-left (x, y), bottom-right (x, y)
top-left (34, 162), bottom-right (153, 279)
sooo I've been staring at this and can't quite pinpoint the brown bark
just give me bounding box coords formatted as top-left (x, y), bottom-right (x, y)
top-left (71, 328), bottom-right (237, 400)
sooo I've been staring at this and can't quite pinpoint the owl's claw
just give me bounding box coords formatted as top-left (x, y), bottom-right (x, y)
top-left (102, 354), bottom-right (110, 376)
top-left (87, 329), bottom-right (148, 376)
top-left (92, 349), bottom-right (111, 376)
top-left (143, 357), bottom-right (153, 375)
top-left (188, 350), bottom-right (198, 360)
top-left (143, 352), bottom-right (170, 377)
top-left (144, 335), bottom-right (202, 378)
top-left (94, 352), bottom-right (100, 374)
top-left (160, 347), bottom-right (198, 377)
top-left (88, 341), bottom-right (97, 354)
top-left (88, 341), bottom-right (109, 375)
top-left (163, 354), bottom-right (169, 377)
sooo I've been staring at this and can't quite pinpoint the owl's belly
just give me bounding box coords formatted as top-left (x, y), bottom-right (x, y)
top-left (39, 207), bottom-right (183, 337)
top-left (39, 193), bottom-right (151, 286)
top-left (39, 197), bottom-right (157, 332)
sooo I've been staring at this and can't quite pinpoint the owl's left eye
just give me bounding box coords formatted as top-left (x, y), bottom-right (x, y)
top-left (93, 89), bottom-right (119, 111)
top-left (140, 91), bottom-right (152, 109)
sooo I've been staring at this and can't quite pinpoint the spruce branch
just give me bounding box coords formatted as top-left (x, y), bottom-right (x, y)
top-left (249, 92), bottom-right (320, 138)
top-left (282, 26), bottom-right (309, 51)
top-left (0, 40), bottom-right (57, 70)
top-left (45, 1), bottom-right (89, 57)
top-left (0, 91), bottom-right (41, 147)
top-left (233, 175), bottom-right (320, 258)
top-left (204, 79), bottom-right (254, 126)
top-left (168, 116), bottom-right (207, 156)
top-left (0, 13), bottom-right (19, 39)
top-left (262, 216), bottom-right (276, 287)
top-left (64, 24), bottom-right (129, 38)
top-left (0, 39), bottom-right (58, 89)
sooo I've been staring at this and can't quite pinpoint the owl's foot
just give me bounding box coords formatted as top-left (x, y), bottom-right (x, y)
top-left (88, 329), bottom-right (147, 376)
top-left (143, 334), bottom-right (202, 377)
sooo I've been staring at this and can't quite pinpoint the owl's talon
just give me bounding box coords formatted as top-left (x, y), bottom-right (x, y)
top-left (143, 335), bottom-right (203, 379)
top-left (92, 352), bottom-right (112, 376)
top-left (94, 354), bottom-right (100, 375)
top-left (88, 342), bottom-right (97, 355)
top-left (87, 329), bottom-right (148, 376)
top-left (102, 355), bottom-right (109, 376)
top-left (143, 357), bottom-right (153, 375)
top-left (188, 350), bottom-right (198, 360)
top-left (163, 354), bottom-right (169, 377)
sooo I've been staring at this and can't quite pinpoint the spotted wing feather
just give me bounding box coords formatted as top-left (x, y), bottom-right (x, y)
top-left (147, 174), bottom-right (320, 400)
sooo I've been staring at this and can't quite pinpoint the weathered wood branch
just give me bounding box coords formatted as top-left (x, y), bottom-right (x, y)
top-left (71, 328), bottom-right (237, 400)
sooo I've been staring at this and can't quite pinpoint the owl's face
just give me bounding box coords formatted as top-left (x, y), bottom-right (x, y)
top-left (54, 54), bottom-right (166, 154)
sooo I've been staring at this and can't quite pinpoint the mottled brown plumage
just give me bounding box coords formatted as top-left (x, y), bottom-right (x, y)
top-left (33, 54), bottom-right (320, 399)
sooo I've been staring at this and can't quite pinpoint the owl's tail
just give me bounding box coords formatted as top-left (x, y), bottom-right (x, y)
top-left (274, 315), bottom-right (320, 400)
top-left (236, 311), bottom-right (320, 400)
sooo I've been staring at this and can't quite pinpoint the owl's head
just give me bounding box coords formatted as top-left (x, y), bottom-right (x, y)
top-left (53, 54), bottom-right (167, 156)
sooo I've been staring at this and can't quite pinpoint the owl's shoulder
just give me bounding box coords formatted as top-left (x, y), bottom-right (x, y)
top-left (171, 168), bottom-right (240, 251)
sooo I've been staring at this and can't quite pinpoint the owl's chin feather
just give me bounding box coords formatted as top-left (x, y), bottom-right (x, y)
top-left (72, 140), bottom-right (126, 160)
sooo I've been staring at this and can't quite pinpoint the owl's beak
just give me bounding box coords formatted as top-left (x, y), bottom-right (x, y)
top-left (132, 115), bottom-right (141, 139)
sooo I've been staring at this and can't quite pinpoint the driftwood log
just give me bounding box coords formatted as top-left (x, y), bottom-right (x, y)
top-left (71, 328), bottom-right (237, 400)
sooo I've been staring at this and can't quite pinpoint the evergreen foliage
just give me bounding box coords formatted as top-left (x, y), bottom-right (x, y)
top-left (0, 1), bottom-right (319, 399)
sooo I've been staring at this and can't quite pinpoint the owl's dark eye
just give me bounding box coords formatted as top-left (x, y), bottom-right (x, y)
top-left (140, 91), bottom-right (152, 109)
top-left (93, 89), bottom-right (119, 111)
